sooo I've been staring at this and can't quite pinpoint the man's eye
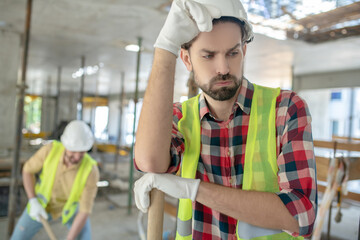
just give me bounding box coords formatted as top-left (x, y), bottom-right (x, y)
top-left (228, 51), bottom-right (239, 57)
top-left (203, 55), bottom-right (213, 59)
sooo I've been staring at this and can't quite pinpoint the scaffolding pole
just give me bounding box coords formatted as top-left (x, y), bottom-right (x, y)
top-left (91, 68), bottom-right (100, 154)
top-left (348, 88), bottom-right (355, 140)
top-left (128, 37), bottom-right (142, 214)
top-left (44, 76), bottom-right (51, 132)
top-left (78, 56), bottom-right (85, 120)
top-left (114, 72), bottom-right (125, 170)
top-left (54, 66), bottom-right (62, 130)
top-left (7, 0), bottom-right (33, 238)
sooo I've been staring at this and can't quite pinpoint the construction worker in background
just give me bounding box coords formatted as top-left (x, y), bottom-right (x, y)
top-left (11, 120), bottom-right (99, 240)
top-left (133, 0), bottom-right (317, 239)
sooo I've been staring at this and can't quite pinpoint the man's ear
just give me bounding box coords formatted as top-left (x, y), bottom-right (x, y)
top-left (180, 48), bottom-right (193, 72)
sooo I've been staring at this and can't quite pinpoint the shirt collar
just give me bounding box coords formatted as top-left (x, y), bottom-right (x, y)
top-left (235, 77), bottom-right (253, 115)
top-left (198, 77), bottom-right (254, 120)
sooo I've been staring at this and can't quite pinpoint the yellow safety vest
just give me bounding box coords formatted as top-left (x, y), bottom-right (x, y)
top-left (176, 84), bottom-right (303, 240)
top-left (27, 140), bottom-right (97, 224)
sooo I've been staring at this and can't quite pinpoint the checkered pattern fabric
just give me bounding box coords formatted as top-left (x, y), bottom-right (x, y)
top-left (168, 78), bottom-right (317, 239)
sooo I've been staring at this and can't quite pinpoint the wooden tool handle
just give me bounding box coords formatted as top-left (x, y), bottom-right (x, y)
top-left (147, 189), bottom-right (165, 240)
top-left (40, 216), bottom-right (57, 240)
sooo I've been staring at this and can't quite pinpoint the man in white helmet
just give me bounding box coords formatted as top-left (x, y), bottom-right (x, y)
top-left (11, 120), bottom-right (99, 240)
top-left (134, 0), bottom-right (317, 239)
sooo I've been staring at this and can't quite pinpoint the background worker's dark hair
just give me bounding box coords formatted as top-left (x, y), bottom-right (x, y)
top-left (181, 16), bottom-right (249, 50)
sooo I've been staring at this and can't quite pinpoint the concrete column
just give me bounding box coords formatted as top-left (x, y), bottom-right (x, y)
top-left (40, 96), bottom-right (55, 134)
top-left (57, 91), bottom-right (78, 123)
top-left (40, 76), bottom-right (55, 133)
top-left (0, 31), bottom-right (20, 150)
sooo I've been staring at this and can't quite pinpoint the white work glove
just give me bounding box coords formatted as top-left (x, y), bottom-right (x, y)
top-left (28, 198), bottom-right (48, 222)
top-left (154, 0), bottom-right (221, 56)
top-left (134, 173), bottom-right (200, 213)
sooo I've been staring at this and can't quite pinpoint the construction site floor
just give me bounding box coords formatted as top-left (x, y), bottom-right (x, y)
top-left (0, 149), bottom-right (359, 239)
top-left (0, 194), bottom-right (177, 240)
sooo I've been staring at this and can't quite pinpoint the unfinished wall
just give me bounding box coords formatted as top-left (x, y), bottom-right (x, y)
top-left (294, 68), bottom-right (360, 140)
top-left (293, 69), bottom-right (360, 92)
top-left (0, 31), bottom-right (20, 149)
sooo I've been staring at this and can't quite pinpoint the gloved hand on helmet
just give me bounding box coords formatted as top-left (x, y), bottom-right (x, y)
top-left (134, 173), bottom-right (201, 213)
top-left (28, 198), bottom-right (48, 222)
top-left (154, 0), bottom-right (221, 56)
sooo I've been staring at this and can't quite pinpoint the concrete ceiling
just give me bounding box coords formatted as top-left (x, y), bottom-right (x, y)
top-left (1, 0), bottom-right (360, 100)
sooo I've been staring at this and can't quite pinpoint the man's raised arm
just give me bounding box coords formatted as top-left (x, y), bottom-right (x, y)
top-left (134, 0), bottom-right (220, 173)
top-left (134, 49), bottom-right (176, 173)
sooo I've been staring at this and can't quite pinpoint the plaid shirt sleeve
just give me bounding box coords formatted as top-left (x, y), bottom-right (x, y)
top-left (275, 90), bottom-right (317, 237)
top-left (167, 102), bottom-right (185, 173)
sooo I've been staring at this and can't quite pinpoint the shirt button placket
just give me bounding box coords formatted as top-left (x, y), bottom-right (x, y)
top-left (230, 177), bottom-right (236, 186)
top-left (227, 124), bottom-right (231, 157)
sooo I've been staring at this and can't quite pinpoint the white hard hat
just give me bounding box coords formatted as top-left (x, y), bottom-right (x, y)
top-left (60, 120), bottom-right (94, 152)
top-left (196, 0), bottom-right (254, 43)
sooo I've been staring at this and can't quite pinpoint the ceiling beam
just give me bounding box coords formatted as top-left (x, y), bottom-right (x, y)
top-left (288, 24), bottom-right (360, 43)
top-left (286, 2), bottom-right (360, 43)
top-left (295, 2), bottom-right (360, 30)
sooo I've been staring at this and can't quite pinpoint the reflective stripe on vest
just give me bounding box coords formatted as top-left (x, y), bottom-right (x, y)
top-left (27, 141), bottom-right (97, 224)
top-left (177, 85), bottom-right (302, 240)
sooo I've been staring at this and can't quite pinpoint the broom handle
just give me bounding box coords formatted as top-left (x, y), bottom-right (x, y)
top-left (147, 189), bottom-right (165, 240)
top-left (40, 216), bottom-right (57, 240)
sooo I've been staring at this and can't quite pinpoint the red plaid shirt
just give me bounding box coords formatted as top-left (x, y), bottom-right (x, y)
top-left (168, 78), bottom-right (317, 239)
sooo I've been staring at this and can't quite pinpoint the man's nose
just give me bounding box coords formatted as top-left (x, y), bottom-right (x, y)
top-left (215, 56), bottom-right (230, 76)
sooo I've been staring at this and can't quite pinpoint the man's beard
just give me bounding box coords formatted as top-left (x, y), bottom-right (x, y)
top-left (64, 152), bottom-right (82, 165)
top-left (194, 72), bottom-right (242, 101)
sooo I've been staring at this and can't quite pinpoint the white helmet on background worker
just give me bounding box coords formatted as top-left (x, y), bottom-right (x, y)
top-left (60, 120), bottom-right (94, 152)
top-left (195, 0), bottom-right (254, 43)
